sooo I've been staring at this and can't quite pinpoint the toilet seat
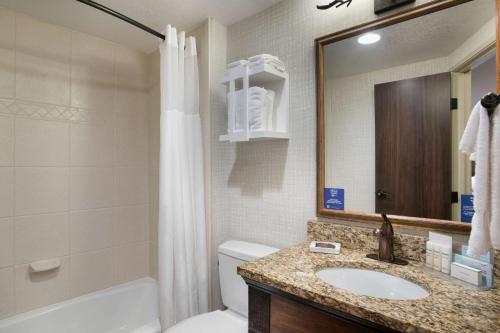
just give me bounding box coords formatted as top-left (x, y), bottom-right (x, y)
top-left (165, 310), bottom-right (247, 333)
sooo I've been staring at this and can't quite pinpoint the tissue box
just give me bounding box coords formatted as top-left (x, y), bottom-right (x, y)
top-left (451, 262), bottom-right (482, 286)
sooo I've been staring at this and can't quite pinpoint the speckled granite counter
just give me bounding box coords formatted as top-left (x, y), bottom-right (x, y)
top-left (238, 243), bottom-right (500, 333)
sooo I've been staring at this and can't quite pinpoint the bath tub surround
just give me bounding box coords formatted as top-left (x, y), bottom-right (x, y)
top-left (0, 278), bottom-right (160, 333)
top-left (238, 223), bottom-right (500, 333)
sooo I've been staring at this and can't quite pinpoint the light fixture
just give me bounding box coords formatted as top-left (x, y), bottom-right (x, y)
top-left (357, 33), bottom-right (381, 45)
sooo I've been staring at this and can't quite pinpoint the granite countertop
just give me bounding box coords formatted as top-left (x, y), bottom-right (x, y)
top-left (238, 242), bottom-right (500, 333)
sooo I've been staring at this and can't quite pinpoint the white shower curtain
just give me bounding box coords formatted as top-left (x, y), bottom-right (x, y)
top-left (158, 25), bottom-right (208, 329)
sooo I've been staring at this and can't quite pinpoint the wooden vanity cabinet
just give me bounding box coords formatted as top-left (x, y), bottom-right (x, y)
top-left (246, 279), bottom-right (400, 333)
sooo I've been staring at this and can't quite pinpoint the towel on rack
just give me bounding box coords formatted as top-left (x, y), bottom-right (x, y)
top-left (460, 102), bottom-right (500, 256)
top-left (229, 87), bottom-right (274, 132)
top-left (248, 54), bottom-right (285, 72)
top-left (227, 60), bottom-right (248, 69)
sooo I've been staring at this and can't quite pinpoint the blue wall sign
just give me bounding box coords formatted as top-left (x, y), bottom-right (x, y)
top-left (324, 188), bottom-right (344, 210)
top-left (461, 194), bottom-right (474, 223)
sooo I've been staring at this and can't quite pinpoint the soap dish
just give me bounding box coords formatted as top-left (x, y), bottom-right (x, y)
top-left (310, 241), bottom-right (341, 254)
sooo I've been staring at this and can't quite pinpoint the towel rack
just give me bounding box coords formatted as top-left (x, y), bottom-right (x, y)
top-left (481, 92), bottom-right (499, 117)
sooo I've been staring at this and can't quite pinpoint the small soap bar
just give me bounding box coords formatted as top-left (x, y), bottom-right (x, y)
top-left (309, 241), bottom-right (341, 254)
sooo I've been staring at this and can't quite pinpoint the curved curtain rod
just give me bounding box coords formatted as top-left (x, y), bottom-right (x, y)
top-left (75, 0), bottom-right (166, 40)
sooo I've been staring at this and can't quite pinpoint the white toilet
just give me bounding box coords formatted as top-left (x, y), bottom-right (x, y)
top-left (166, 240), bottom-right (278, 333)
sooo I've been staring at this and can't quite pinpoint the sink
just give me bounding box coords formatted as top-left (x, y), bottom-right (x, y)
top-left (315, 268), bottom-right (429, 300)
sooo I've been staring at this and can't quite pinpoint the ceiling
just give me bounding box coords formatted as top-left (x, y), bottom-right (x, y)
top-left (0, 0), bottom-right (282, 53)
top-left (324, 0), bottom-right (496, 79)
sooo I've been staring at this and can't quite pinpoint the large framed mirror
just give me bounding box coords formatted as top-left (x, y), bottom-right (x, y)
top-left (316, 0), bottom-right (498, 233)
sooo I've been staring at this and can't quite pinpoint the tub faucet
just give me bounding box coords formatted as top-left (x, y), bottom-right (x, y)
top-left (367, 213), bottom-right (408, 265)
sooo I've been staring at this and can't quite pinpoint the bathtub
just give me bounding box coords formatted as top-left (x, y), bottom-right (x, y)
top-left (0, 278), bottom-right (161, 333)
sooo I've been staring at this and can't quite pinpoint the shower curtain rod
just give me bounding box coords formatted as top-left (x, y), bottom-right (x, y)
top-left (75, 0), bottom-right (166, 40)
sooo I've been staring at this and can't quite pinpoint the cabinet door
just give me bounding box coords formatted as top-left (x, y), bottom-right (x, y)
top-left (270, 295), bottom-right (378, 333)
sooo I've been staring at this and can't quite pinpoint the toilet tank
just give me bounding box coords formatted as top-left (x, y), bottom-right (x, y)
top-left (218, 241), bottom-right (278, 317)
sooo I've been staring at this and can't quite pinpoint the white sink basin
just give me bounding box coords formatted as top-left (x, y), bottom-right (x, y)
top-left (315, 268), bottom-right (429, 300)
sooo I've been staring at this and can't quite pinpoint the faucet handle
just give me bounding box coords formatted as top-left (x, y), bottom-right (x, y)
top-left (373, 228), bottom-right (382, 237)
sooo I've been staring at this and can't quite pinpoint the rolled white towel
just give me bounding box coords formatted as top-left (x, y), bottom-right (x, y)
top-left (227, 59), bottom-right (248, 69)
top-left (248, 54), bottom-right (278, 62)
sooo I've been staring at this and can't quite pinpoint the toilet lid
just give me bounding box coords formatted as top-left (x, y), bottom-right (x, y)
top-left (165, 310), bottom-right (247, 333)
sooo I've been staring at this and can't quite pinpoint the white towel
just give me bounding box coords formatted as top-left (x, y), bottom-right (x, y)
top-left (227, 60), bottom-right (248, 69)
top-left (459, 102), bottom-right (500, 256)
top-left (248, 54), bottom-right (285, 72)
top-left (490, 106), bottom-right (500, 251)
top-left (248, 54), bottom-right (277, 62)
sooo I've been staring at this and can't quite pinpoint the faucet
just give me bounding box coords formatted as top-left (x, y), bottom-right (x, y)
top-left (373, 213), bottom-right (395, 263)
top-left (367, 214), bottom-right (408, 265)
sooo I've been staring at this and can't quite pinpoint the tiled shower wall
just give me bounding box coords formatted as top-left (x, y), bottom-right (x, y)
top-left (0, 8), bottom-right (150, 318)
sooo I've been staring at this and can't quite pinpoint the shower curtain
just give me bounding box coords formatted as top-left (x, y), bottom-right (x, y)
top-left (158, 25), bottom-right (208, 329)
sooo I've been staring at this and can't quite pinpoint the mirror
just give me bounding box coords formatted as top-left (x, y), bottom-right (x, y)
top-left (317, 0), bottom-right (497, 230)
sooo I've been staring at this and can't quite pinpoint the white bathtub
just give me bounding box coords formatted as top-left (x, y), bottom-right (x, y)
top-left (0, 278), bottom-right (161, 333)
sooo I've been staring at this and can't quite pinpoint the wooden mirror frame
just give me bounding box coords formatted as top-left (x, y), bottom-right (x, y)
top-left (316, 0), bottom-right (500, 234)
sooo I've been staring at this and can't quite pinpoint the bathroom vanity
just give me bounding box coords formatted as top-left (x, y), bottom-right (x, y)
top-left (238, 222), bottom-right (500, 333)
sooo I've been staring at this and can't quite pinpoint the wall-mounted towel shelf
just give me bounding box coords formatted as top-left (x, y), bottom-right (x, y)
top-left (220, 57), bottom-right (289, 142)
top-left (221, 64), bottom-right (288, 85)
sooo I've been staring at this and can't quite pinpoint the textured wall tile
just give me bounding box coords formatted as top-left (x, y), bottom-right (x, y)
top-left (211, 0), bottom-right (436, 308)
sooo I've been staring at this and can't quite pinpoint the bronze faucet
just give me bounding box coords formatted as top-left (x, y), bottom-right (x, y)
top-left (366, 213), bottom-right (408, 265)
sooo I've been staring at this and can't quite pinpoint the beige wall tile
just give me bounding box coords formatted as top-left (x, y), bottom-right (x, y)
top-left (114, 88), bottom-right (149, 115)
top-left (70, 167), bottom-right (113, 210)
top-left (69, 248), bottom-right (114, 297)
top-left (15, 258), bottom-right (69, 313)
top-left (113, 242), bottom-right (149, 284)
top-left (71, 32), bottom-right (115, 111)
top-left (15, 14), bottom-right (70, 105)
top-left (0, 167), bottom-right (13, 217)
top-left (15, 212), bottom-right (69, 264)
top-left (0, 117), bottom-right (14, 166)
top-left (113, 113), bottom-right (148, 166)
top-left (114, 46), bottom-right (148, 87)
top-left (114, 46), bottom-right (149, 114)
top-left (70, 123), bottom-right (113, 167)
top-left (0, 218), bottom-right (13, 268)
top-left (113, 166), bottom-right (148, 206)
top-left (149, 242), bottom-right (158, 279)
top-left (0, 267), bottom-right (14, 319)
top-left (15, 119), bottom-right (69, 166)
top-left (0, 8), bottom-right (15, 99)
top-left (15, 167), bottom-right (69, 215)
top-left (112, 205), bottom-right (148, 246)
top-left (70, 209), bottom-right (113, 254)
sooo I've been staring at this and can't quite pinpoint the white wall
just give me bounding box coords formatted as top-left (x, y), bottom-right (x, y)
top-left (210, 0), bottom-right (438, 308)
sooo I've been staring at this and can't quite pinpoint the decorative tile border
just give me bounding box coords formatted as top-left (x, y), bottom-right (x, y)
top-left (0, 98), bottom-right (113, 126)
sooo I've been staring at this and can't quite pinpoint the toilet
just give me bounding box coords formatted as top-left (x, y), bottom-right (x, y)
top-left (166, 240), bottom-right (278, 333)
